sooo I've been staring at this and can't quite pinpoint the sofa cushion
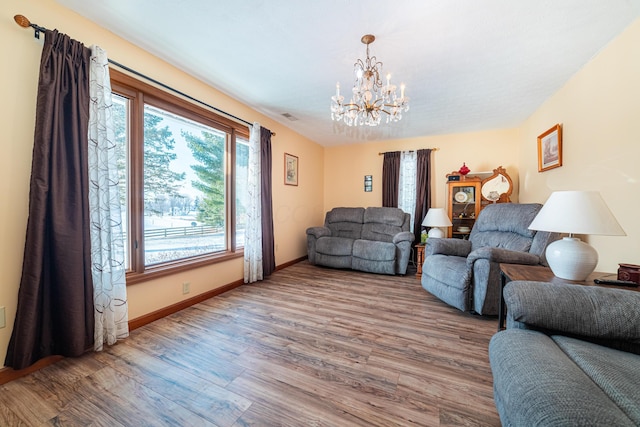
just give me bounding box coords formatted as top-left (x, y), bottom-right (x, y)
top-left (422, 254), bottom-right (473, 311)
top-left (489, 329), bottom-right (638, 426)
top-left (325, 207), bottom-right (365, 239)
top-left (361, 207), bottom-right (407, 242)
top-left (352, 239), bottom-right (395, 261)
top-left (315, 236), bottom-right (354, 256)
top-left (315, 253), bottom-right (352, 270)
top-left (361, 223), bottom-right (405, 243)
top-left (423, 254), bottom-right (471, 290)
top-left (363, 207), bottom-right (406, 227)
top-left (552, 335), bottom-right (640, 425)
top-left (352, 258), bottom-right (395, 275)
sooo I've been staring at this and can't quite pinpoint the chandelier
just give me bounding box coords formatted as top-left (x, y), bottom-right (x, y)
top-left (331, 34), bottom-right (410, 127)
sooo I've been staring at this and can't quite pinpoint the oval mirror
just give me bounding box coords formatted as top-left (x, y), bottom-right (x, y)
top-left (481, 167), bottom-right (513, 203)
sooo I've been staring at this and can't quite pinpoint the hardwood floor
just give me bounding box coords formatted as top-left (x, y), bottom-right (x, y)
top-left (0, 261), bottom-right (501, 426)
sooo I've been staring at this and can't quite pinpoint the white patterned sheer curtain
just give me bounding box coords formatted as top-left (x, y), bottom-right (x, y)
top-left (244, 122), bottom-right (263, 283)
top-left (398, 150), bottom-right (417, 232)
top-left (88, 46), bottom-right (129, 351)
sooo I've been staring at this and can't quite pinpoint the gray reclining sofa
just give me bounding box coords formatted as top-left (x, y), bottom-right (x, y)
top-left (490, 280), bottom-right (640, 426)
top-left (306, 207), bottom-right (414, 275)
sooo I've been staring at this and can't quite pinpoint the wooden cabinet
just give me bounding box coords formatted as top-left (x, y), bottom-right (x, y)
top-left (446, 177), bottom-right (482, 238)
top-left (445, 167), bottom-right (514, 239)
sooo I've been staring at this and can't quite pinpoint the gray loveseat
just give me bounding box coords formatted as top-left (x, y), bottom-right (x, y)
top-left (489, 281), bottom-right (640, 426)
top-left (306, 207), bottom-right (414, 275)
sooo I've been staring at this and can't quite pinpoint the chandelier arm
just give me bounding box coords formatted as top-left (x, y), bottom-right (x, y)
top-left (370, 98), bottom-right (385, 108)
top-left (366, 56), bottom-right (383, 90)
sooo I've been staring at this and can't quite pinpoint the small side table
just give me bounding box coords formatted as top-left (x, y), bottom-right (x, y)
top-left (416, 243), bottom-right (426, 278)
top-left (497, 264), bottom-right (638, 331)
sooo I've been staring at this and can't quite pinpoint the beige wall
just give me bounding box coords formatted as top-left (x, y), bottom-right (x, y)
top-left (518, 18), bottom-right (640, 272)
top-left (0, 0), bottom-right (324, 366)
top-left (323, 128), bottom-right (520, 214)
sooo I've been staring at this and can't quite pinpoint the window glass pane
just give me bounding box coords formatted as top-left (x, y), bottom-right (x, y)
top-left (236, 137), bottom-right (249, 248)
top-left (143, 104), bottom-right (227, 265)
top-left (112, 93), bottom-right (130, 270)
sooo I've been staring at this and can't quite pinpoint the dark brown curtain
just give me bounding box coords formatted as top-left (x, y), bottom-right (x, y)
top-left (382, 151), bottom-right (400, 207)
top-left (260, 126), bottom-right (276, 277)
top-left (5, 30), bottom-right (94, 370)
top-left (413, 149), bottom-right (432, 244)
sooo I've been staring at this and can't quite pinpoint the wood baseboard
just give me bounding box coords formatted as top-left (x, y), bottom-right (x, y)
top-left (128, 279), bottom-right (243, 331)
top-left (0, 355), bottom-right (64, 385)
top-left (275, 256), bottom-right (306, 271)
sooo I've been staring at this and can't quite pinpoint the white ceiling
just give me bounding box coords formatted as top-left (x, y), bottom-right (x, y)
top-left (56, 0), bottom-right (640, 146)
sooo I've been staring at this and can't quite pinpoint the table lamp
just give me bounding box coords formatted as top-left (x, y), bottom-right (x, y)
top-left (528, 191), bottom-right (626, 280)
top-left (422, 208), bottom-right (453, 238)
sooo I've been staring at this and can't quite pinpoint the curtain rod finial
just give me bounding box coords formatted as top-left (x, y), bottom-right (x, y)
top-left (14, 15), bottom-right (31, 28)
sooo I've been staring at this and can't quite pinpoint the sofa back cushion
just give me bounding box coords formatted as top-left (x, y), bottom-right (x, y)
top-left (470, 203), bottom-right (542, 253)
top-left (325, 207), bottom-right (365, 239)
top-left (361, 207), bottom-right (408, 242)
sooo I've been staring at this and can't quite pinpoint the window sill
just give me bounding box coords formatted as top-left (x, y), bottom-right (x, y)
top-left (126, 250), bottom-right (244, 285)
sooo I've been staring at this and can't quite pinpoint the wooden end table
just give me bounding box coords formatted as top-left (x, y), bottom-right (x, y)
top-left (416, 243), bottom-right (426, 278)
top-left (498, 264), bottom-right (638, 331)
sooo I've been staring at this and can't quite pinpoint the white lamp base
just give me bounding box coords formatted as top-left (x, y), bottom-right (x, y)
top-left (428, 227), bottom-right (445, 238)
top-left (545, 237), bottom-right (598, 281)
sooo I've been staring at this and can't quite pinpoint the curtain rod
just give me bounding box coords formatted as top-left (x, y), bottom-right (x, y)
top-left (378, 148), bottom-right (438, 155)
top-left (13, 14), bottom-right (275, 137)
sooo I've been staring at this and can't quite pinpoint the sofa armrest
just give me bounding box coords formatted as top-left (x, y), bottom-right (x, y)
top-left (392, 231), bottom-right (414, 244)
top-left (306, 226), bottom-right (332, 239)
top-left (466, 247), bottom-right (540, 266)
top-left (505, 280), bottom-right (640, 342)
top-left (424, 238), bottom-right (471, 257)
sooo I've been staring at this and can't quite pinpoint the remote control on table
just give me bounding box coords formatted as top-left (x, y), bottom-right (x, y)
top-left (593, 278), bottom-right (638, 287)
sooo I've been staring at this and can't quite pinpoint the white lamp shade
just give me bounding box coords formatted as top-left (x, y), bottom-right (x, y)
top-left (421, 208), bottom-right (453, 227)
top-left (422, 208), bottom-right (452, 239)
top-left (528, 191), bottom-right (625, 236)
top-left (528, 191), bottom-right (625, 281)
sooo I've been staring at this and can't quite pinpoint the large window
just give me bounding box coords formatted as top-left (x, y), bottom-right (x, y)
top-left (111, 70), bottom-right (248, 283)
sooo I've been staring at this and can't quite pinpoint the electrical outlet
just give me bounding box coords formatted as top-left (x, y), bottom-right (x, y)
top-left (0, 306), bottom-right (5, 329)
top-left (182, 282), bottom-right (190, 295)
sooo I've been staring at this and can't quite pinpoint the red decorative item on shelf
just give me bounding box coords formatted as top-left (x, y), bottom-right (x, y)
top-left (459, 163), bottom-right (470, 176)
top-left (618, 263), bottom-right (640, 285)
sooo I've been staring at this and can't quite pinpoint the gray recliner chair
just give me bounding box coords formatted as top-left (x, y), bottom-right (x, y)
top-left (421, 203), bottom-right (558, 315)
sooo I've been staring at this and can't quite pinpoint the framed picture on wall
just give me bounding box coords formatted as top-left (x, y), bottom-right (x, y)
top-left (284, 153), bottom-right (298, 186)
top-left (537, 124), bottom-right (563, 172)
top-left (364, 175), bottom-right (372, 192)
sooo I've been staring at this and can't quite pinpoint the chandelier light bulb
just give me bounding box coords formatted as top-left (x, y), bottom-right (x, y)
top-left (330, 34), bottom-right (410, 127)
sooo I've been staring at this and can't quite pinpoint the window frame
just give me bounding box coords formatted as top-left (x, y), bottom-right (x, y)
top-left (110, 69), bottom-right (249, 284)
